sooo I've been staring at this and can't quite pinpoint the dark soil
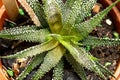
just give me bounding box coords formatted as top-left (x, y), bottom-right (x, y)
top-left (87, 18), bottom-right (120, 80)
top-left (0, 2), bottom-right (120, 80)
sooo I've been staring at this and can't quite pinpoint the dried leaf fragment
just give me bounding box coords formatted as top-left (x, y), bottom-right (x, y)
top-left (16, 58), bottom-right (28, 68)
top-left (12, 58), bottom-right (28, 77)
top-left (12, 63), bottom-right (20, 77)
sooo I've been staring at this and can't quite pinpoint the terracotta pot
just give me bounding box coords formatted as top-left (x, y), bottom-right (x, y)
top-left (99, 0), bottom-right (120, 34)
top-left (0, 0), bottom-right (20, 30)
top-left (0, 0), bottom-right (9, 79)
top-left (99, 0), bottom-right (120, 80)
top-left (2, 0), bottom-right (19, 21)
top-left (111, 57), bottom-right (120, 80)
top-left (0, 0), bottom-right (8, 30)
top-left (0, 59), bottom-right (9, 80)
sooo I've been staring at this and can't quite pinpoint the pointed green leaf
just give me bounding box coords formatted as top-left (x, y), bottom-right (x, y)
top-left (0, 26), bottom-right (50, 42)
top-left (82, 36), bottom-right (120, 48)
top-left (16, 53), bottom-right (45, 80)
top-left (32, 45), bottom-right (65, 80)
top-left (43, 0), bottom-right (62, 33)
top-left (96, 62), bottom-right (114, 78)
top-left (61, 0), bottom-right (96, 36)
top-left (65, 53), bottom-right (87, 80)
top-left (62, 0), bottom-right (75, 23)
top-left (63, 0), bottom-right (81, 22)
top-left (52, 59), bottom-right (64, 80)
top-left (59, 39), bottom-right (112, 79)
top-left (75, 0), bottom-right (97, 23)
top-left (0, 40), bottom-right (58, 59)
top-left (63, 0), bottom-right (97, 24)
top-left (55, 0), bottom-right (64, 11)
top-left (74, 0), bottom-right (120, 40)
top-left (59, 40), bottom-right (93, 69)
top-left (64, 0), bottom-right (75, 8)
top-left (62, 0), bottom-right (82, 24)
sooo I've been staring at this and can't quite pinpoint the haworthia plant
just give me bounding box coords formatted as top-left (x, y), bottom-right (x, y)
top-left (0, 0), bottom-right (120, 80)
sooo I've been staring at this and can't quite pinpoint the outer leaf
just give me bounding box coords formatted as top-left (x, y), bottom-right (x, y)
top-left (18, 0), bottom-right (49, 27)
top-left (64, 53), bottom-right (87, 80)
top-left (61, 0), bottom-right (96, 36)
top-left (75, 0), bottom-right (97, 23)
top-left (0, 26), bottom-right (50, 42)
top-left (62, 0), bottom-right (75, 22)
top-left (16, 53), bottom-right (45, 80)
top-left (96, 62), bottom-right (115, 78)
top-left (43, 0), bottom-right (62, 33)
top-left (82, 36), bottom-right (120, 48)
top-left (64, 0), bottom-right (75, 8)
top-left (18, 0), bottom-right (40, 26)
top-left (59, 40), bottom-right (94, 70)
top-left (0, 40), bottom-right (58, 58)
top-left (52, 59), bottom-right (64, 80)
top-left (62, 0), bottom-right (82, 24)
top-left (74, 0), bottom-right (120, 41)
top-left (32, 45), bottom-right (65, 80)
top-left (59, 39), bottom-right (113, 79)
top-left (55, 0), bottom-right (64, 11)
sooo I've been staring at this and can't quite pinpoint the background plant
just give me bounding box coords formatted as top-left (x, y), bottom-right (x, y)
top-left (0, 0), bottom-right (120, 80)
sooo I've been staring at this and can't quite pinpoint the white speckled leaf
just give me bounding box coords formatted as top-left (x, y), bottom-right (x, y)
top-left (59, 39), bottom-right (113, 79)
top-left (74, 0), bottom-right (120, 40)
top-left (32, 45), bottom-right (65, 80)
top-left (0, 40), bottom-right (58, 59)
top-left (52, 59), bottom-right (64, 80)
top-left (75, 0), bottom-right (97, 23)
top-left (82, 36), bottom-right (120, 48)
top-left (0, 26), bottom-right (50, 42)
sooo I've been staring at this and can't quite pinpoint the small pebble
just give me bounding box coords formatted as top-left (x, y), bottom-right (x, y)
top-left (106, 19), bottom-right (112, 25)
